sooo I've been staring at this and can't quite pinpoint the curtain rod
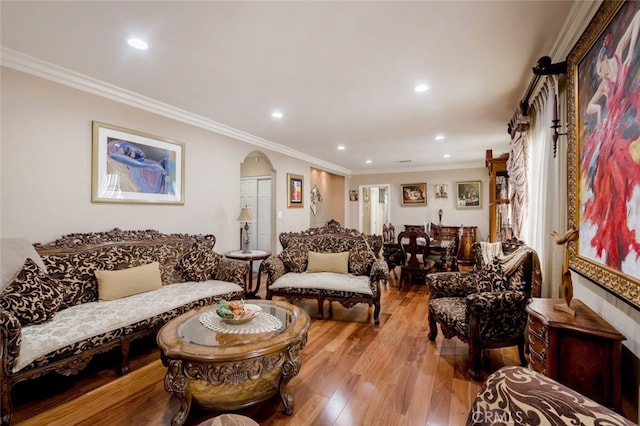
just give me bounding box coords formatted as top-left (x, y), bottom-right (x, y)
top-left (508, 56), bottom-right (567, 135)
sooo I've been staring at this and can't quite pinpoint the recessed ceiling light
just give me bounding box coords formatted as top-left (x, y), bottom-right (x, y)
top-left (337, 145), bottom-right (346, 151)
top-left (127, 38), bottom-right (148, 50)
top-left (443, 154), bottom-right (451, 158)
top-left (271, 111), bottom-right (283, 119)
top-left (435, 134), bottom-right (445, 140)
top-left (365, 160), bottom-right (372, 164)
top-left (414, 83), bottom-right (429, 93)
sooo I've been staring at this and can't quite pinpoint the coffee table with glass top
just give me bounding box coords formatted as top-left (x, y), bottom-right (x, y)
top-left (157, 300), bottom-right (310, 426)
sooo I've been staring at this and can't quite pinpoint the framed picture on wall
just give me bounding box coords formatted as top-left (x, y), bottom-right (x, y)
top-left (91, 121), bottom-right (185, 204)
top-left (401, 183), bottom-right (427, 206)
top-left (567, 0), bottom-right (640, 309)
top-left (349, 190), bottom-right (358, 201)
top-left (434, 184), bottom-right (448, 199)
top-left (456, 181), bottom-right (482, 209)
top-left (287, 173), bottom-right (304, 208)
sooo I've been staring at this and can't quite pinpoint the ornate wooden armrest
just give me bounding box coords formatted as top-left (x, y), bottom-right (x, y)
top-left (261, 256), bottom-right (286, 286)
top-left (426, 271), bottom-right (475, 298)
top-left (215, 256), bottom-right (249, 286)
top-left (0, 307), bottom-right (22, 374)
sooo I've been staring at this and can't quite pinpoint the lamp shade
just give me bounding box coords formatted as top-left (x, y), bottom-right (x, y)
top-left (236, 207), bottom-right (255, 223)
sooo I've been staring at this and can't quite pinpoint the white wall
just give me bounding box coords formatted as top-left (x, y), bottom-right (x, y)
top-left (348, 168), bottom-right (489, 239)
top-left (0, 67), bottom-right (312, 250)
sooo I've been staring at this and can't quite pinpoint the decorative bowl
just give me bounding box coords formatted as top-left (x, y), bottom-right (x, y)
top-left (221, 309), bottom-right (256, 325)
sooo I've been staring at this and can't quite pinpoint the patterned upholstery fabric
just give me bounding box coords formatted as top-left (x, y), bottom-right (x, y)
top-left (179, 240), bottom-right (220, 281)
top-left (0, 229), bottom-right (247, 425)
top-left (426, 240), bottom-right (538, 379)
top-left (467, 366), bottom-right (635, 426)
top-left (0, 258), bottom-right (63, 326)
top-left (349, 236), bottom-right (377, 275)
top-left (429, 297), bottom-right (468, 337)
top-left (475, 258), bottom-right (508, 293)
top-left (264, 220), bottom-right (386, 324)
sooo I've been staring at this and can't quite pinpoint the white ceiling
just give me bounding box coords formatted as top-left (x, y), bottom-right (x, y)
top-left (1, 1), bottom-right (579, 175)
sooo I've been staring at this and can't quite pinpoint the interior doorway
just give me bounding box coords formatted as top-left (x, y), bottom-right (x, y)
top-left (358, 184), bottom-right (391, 235)
top-left (240, 152), bottom-right (275, 253)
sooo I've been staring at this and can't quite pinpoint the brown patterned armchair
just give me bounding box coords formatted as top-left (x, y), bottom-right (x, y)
top-left (426, 238), bottom-right (542, 380)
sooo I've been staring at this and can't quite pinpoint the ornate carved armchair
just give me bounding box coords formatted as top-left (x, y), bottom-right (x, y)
top-left (425, 238), bottom-right (542, 380)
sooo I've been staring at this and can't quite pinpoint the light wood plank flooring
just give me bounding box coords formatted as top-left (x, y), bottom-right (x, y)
top-left (12, 269), bottom-right (521, 426)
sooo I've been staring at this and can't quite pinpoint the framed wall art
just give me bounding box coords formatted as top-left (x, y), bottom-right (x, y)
top-left (349, 189), bottom-right (358, 201)
top-left (434, 184), bottom-right (449, 199)
top-left (567, 0), bottom-right (640, 309)
top-left (455, 181), bottom-right (481, 209)
top-left (92, 121), bottom-right (184, 204)
top-left (401, 183), bottom-right (426, 206)
top-left (287, 173), bottom-right (304, 208)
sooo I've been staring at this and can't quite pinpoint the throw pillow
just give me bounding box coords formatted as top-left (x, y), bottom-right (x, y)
top-left (178, 241), bottom-right (220, 282)
top-left (306, 251), bottom-right (349, 274)
top-left (349, 236), bottom-right (376, 275)
top-left (95, 262), bottom-right (162, 301)
top-left (475, 257), bottom-right (508, 293)
top-left (0, 258), bottom-right (63, 326)
top-left (1, 238), bottom-right (48, 292)
top-left (280, 238), bottom-right (312, 273)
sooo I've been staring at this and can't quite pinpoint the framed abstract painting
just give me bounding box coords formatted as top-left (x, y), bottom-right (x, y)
top-left (91, 121), bottom-right (184, 204)
top-left (567, 0), bottom-right (640, 309)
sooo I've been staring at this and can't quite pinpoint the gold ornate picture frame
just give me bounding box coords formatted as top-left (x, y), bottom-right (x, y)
top-left (400, 183), bottom-right (427, 206)
top-left (287, 173), bottom-right (303, 208)
top-left (567, 0), bottom-right (640, 309)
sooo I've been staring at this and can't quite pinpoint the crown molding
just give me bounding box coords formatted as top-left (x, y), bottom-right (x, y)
top-left (350, 160), bottom-right (484, 176)
top-left (1, 47), bottom-right (351, 176)
top-left (551, 0), bottom-right (601, 60)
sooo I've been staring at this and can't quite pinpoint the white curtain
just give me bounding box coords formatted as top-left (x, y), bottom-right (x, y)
top-left (522, 75), bottom-right (567, 298)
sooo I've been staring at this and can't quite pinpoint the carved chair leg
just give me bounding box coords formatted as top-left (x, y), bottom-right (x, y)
top-left (120, 337), bottom-right (131, 375)
top-left (317, 297), bottom-right (324, 319)
top-left (1, 380), bottom-right (13, 426)
top-left (427, 309), bottom-right (438, 341)
top-left (517, 335), bottom-right (527, 366)
top-left (468, 343), bottom-right (483, 381)
top-left (373, 301), bottom-right (381, 325)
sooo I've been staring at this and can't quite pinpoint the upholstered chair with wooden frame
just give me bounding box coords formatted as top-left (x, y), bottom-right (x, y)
top-left (425, 238), bottom-right (542, 380)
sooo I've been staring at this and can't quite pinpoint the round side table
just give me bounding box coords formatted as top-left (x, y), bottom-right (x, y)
top-left (224, 250), bottom-right (271, 298)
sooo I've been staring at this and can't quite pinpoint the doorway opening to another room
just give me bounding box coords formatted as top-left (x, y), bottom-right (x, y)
top-left (359, 184), bottom-right (391, 236)
top-left (240, 152), bottom-right (275, 253)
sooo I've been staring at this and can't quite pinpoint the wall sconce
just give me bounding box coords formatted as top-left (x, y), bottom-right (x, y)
top-left (551, 94), bottom-right (567, 158)
top-left (236, 206), bottom-right (255, 253)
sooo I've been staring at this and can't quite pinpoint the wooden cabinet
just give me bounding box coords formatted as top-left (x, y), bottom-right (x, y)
top-left (486, 150), bottom-right (511, 242)
top-left (526, 298), bottom-right (626, 412)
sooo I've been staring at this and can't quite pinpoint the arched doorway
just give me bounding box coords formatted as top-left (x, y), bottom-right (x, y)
top-left (240, 151), bottom-right (275, 253)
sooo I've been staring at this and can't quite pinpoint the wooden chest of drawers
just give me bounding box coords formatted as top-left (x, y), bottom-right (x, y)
top-left (526, 298), bottom-right (625, 411)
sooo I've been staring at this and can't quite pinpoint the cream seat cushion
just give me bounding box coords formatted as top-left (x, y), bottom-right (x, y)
top-left (95, 262), bottom-right (162, 301)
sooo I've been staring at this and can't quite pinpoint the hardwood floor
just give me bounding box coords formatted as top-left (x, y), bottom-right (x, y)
top-left (12, 269), bottom-right (521, 426)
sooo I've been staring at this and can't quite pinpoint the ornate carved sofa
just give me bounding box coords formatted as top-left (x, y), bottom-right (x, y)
top-left (0, 229), bottom-right (247, 425)
top-left (467, 366), bottom-right (635, 425)
top-left (426, 238), bottom-right (542, 380)
top-left (262, 220), bottom-right (387, 324)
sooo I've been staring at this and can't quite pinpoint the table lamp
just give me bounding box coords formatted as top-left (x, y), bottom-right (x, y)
top-left (236, 206), bottom-right (255, 253)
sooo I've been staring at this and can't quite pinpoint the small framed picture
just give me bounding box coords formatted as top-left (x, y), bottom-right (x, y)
top-left (401, 183), bottom-right (427, 206)
top-left (349, 190), bottom-right (358, 201)
top-left (434, 184), bottom-right (448, 199)
top-left (287, 173), bottom-right (304, 208)
top-left (456, 181), bottom-right (482, 209)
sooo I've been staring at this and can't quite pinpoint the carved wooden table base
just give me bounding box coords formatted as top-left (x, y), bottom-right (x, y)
top-left (157, 301), bottom-right (310, 426)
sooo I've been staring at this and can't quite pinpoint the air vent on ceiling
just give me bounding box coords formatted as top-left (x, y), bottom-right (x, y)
top-left (394, 160), bottom-right (412, 163)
